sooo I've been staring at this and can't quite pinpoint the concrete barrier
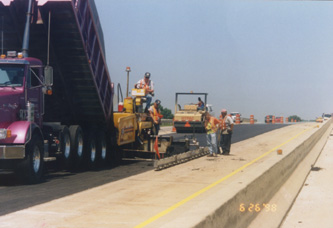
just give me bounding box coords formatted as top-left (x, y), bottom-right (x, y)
top-left (192, 119), bottom-right (332, 228)
top-left (161, 119), bottom-right (173, 126)
top-left (163, 117), bottom-right (258, 124)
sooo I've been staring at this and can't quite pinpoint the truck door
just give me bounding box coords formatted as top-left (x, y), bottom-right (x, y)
top-left (26, 66), bottom-right (43, 126)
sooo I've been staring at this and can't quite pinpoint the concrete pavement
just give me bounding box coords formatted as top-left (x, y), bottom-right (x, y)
top-left (280, 129), bottom-right (333, 228)
top-left (0, 122), bottom-right (330, 228)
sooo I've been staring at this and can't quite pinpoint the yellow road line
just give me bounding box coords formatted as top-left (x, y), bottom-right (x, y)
top-left (134, 126), bottom-right (313, 228)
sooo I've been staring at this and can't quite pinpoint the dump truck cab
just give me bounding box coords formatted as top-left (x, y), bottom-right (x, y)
top-left (0, 52), bottom-right (53, 127)
top-left (0, 52), bottom-right (53, 141)
top-left (0, 52), bottom-right (54, 183)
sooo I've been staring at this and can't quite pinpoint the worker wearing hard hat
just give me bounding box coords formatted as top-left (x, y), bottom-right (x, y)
top-left (149, 99), bottom-right (163, 135)
top-left (135, 72), bottom-right (154, 112)
top-left (219, 109), bottom-right (234, 155)
top-left (205, 112), bottom-right (220, 157)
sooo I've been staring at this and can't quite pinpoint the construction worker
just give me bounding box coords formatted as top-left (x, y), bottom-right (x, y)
top-left (219, 109), bottom-right (234, 155)
top-left (205, 112), bottom-right (220, 157)
top-left (197, 97), bottom-right (205, 111)
top-left (149, 99), bottom-right (163, 135)
top-left (135, 72), bottom-right (154, 112)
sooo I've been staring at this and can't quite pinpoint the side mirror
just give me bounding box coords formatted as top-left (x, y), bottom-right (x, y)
top-left (44, 66), bottom-right (53, 86)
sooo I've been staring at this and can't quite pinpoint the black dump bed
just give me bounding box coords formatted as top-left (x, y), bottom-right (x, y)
top-left (0, 0), bottom-right (113, 126)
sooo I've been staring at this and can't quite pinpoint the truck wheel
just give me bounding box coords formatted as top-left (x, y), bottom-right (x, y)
top-left (69, 125), bottom-right (84, 169)
top-left (59, 126), bottom-right (72, 170)
top-left (109, 129), bottom-right (122, 166)
top-left (97, 132), bottom-right (107, 167)
top-left (86, 131), bottom-right (98, 169)
top-left (18, 134), bottom-right (44, 184)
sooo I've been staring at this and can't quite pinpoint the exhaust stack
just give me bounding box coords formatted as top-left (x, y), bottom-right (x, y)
top-left (22, 0), bottom-right (33, 58)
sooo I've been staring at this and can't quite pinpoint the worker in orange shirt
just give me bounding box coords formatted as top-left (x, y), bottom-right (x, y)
top-left (149, 99), bottom-right (163, 135)
top-left (219, 109), bottom-right (234, 155)
top-left (205, 112), bottom-right (220, 157)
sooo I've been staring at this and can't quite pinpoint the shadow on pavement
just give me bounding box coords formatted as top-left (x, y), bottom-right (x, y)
top-left (0, 159), bottom-right (154, 216)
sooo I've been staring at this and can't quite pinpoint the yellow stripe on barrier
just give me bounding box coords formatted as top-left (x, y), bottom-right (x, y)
top-left (134, 126), bottom-right (314, 228)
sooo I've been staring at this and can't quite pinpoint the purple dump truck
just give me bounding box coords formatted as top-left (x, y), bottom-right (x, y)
top-left (0, 0), bottom-right (115, 183)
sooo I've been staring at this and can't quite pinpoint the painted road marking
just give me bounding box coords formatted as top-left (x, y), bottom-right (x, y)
top-left (134, 126), bottom-right (314, 228)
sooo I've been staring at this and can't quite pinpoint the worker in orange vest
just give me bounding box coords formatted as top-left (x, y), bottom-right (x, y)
top-left (205, 112), bottom-right (220, 157)
top-left (149, 99), bottom-right (163, 135)
top-left (135, 72), bottom-right (154, 112)
top-left (219, 109), bottom-right (234, 155)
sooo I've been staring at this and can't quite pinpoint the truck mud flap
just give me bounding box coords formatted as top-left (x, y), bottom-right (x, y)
top-left (154, 147), bottom-right (208, 170)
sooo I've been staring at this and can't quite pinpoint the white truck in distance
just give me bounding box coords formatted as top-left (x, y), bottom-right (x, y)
top-left (230, 112), bottom-right (243, 123)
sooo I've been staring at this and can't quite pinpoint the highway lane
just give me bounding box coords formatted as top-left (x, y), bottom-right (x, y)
top-left (171, 123), bottom-right (290, 146)
top-left (0, 124), bottom-right (289, 216)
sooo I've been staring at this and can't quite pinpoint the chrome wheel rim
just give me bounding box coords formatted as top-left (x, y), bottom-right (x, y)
top-left (77, 134), bottom-right (83, 157)
top-left (32, 145), bottom-right (41, 173)
top-left (90, 141), bottom-right (96, 162)
top-left (64, 134), bottom-right (71, 158)
top-left (101, 140), bottom-right (107, 160)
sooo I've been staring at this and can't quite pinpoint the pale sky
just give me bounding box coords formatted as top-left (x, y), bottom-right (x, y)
top-left (94, 0), bottom-right (333, 121)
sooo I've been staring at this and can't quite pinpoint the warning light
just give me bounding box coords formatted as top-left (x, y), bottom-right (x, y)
top-left (6, 129), bottom-right (11, 138)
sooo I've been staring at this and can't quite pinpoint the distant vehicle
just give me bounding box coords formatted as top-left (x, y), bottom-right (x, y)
top-left (265, 115), bottom-right (273, 123)
top-left (316, 117), bottom-right (324, 123)
top-left (206, 104), bottom-right (215, 117)
top-left (275, 117), bottom-right (282, 123)
top-left (230, 112), bottom-right (243, 123)
top-left (322, 113), bottom-right (332, 120)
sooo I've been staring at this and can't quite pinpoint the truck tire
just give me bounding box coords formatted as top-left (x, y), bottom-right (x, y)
top-left (109, 129), bottom-right (122, 166)
top-left (59, 126), bottom-right (72, 170)
top-left (86, 131), bottom-right (98, 169)
top-left (97, 132), bottom-right (107, 167)
top-left (18, 134), bottom-right (44, 184)
top-left (69, 125), bottom-right (84, 170)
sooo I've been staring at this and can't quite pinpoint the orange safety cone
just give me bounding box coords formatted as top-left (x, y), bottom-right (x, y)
top-left (154, 136), bottom-right (161, 159)
top-left (235, 114), bottom-right (241, 124)
top-left (184, 121), bottom-right (191, 127)
top-left (172, 118), bottom-right (176, 132)
top-left (250, 115), bottom-right (254, 124)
